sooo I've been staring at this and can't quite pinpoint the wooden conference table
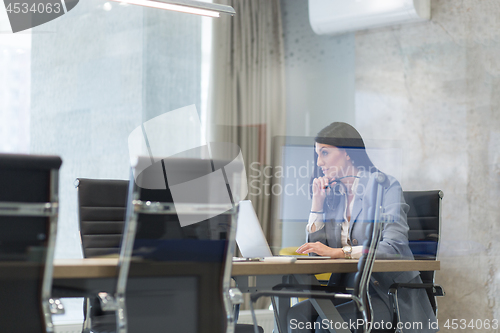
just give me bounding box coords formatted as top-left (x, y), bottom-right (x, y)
top-left (53, 258), bottom-right (440, 279)
top-left (53, 258), bottom-right (440, 333)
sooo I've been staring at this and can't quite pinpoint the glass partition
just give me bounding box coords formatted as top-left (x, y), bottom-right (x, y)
top-left (1, 1), bottom-right (213, 260)
top-left (2, 0), bottom-right (500, 330)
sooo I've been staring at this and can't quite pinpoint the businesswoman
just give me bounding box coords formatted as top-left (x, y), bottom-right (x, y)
top-left (288, 122), bottom-right (438, 333)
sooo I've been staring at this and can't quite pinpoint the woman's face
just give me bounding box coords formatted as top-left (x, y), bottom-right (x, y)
top-left (315, 143), bottom-right (353, 180)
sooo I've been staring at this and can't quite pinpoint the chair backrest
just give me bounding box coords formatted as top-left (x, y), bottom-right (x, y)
top-left (116, 157), bottom-right (242, 333)
top-left (403, 190), bottom-right (443, 312)
top-left (0, 153), bottom-right (62, 333)
top-left (352, 172), bottom-right (388, 329)
top-left (76, 178), bottom-right (129, 258)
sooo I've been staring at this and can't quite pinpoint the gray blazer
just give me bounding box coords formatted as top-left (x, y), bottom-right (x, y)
top-left (307, 171), bottom-right (438, 333)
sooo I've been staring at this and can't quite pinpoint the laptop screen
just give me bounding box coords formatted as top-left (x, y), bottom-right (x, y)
top-left (235, 200), bottom-right (273, 258)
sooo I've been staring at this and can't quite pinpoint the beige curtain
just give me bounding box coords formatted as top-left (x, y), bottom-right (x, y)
top-left (208, 0), bottom-right (286, 241)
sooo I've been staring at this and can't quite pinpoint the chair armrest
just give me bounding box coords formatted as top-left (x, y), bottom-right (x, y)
top-left (272, 283), bottom-right (351, 293)
top-left (52, 286), bottom-right (94, 298)
top-left (386, 283), bottom-right (445, 333)
top-left (388, 283), bottom-right (445, 297)
top-left (250, 289), bottom-right (352, 303)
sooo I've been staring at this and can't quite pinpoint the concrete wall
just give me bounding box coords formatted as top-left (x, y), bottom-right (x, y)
top-left (281, 0), bottom-right (355, 137)
top-left (355, 0), bottom-right (500, 329)
top-left (280, 0), bottom-right (500, 327)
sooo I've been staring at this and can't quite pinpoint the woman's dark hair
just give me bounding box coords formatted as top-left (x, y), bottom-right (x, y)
top-left (313, 122), bottom-right (377, 178)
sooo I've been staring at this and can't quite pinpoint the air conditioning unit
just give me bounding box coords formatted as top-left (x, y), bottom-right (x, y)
top-left (309, 0), bottom-right (430, 35)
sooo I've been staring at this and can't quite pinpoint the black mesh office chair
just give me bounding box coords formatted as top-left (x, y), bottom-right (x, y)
top-left (250, 188), bottom-right (444, 333)
top-left (249, 172), bottom-right (390, 333)
top-left (0, 153), bottom-right (63, 333)
top-left (109, 157), bottom-right (262, 333)
top-left (382, 191), bottom-right (445, 333)
top-left (76, 158), bottom-right (261, 333)
top-left (251, 222), bottom-right (384, 333)
top-left (76, 178), bottom-right (129, 333)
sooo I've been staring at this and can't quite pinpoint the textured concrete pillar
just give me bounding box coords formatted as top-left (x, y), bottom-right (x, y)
top-left (355, 0), bottom-right (500, 328)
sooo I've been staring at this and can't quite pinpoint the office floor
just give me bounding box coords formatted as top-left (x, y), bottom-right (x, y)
top-left (238, 310), bottom-right (275, 333)
top-left (52, 299), bottom-right (275, 333)
top-left (52, 298), bottom-right (84, 333)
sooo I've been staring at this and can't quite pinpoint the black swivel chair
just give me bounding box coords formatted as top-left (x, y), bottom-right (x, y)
top-left (76, 178), bottom-right (129, 258)
top-left (76, 178), bottom-right (129, 333)
top-left (250, 188), bottom-right (445, 333)
top-left (105, 157), bottom-right (258, 333)
top-left (76, 164), bottom-right (261, 333)
top-left (383, 191), bottom-right (445, 333)
top-left (0, 153), bottom-right (63, 333)
top-left (250, 173), bottom-right (390, 333)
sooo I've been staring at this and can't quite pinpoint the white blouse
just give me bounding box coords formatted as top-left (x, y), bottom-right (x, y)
top-left (306, 175), bottom-right (363, 259)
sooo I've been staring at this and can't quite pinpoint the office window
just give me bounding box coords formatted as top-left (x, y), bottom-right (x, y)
top-left (0, 31), bottom-right (31, 153)
top-left (1, 1), bottom-right (212, 259)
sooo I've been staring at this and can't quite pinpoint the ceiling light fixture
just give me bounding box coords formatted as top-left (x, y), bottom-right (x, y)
top-left (109, 0), bottom-right (235, 17)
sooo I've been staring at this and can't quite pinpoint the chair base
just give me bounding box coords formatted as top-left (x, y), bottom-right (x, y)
top-left (236, 323), bottom-right (264, 333)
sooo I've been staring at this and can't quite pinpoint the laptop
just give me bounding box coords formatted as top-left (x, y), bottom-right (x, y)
top-left (235, 200), bottom-right (330, 261)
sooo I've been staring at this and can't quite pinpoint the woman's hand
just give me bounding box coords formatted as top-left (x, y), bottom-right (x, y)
top-left (311, 176), bottom-right (330, 212)
top-left (296, 242), bottom-right (344, 258)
